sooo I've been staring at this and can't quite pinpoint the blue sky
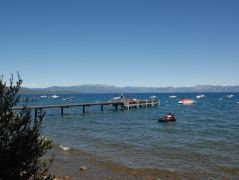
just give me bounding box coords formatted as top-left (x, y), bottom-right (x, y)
top-left (0, 0), bottom-right (239, 88)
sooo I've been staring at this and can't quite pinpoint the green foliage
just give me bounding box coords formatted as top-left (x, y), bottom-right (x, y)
top-left (0, 75), bottom-right (54, 180)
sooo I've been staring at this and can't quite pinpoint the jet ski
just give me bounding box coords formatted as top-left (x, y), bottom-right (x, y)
top-left (158, 113), bottom-right (176, 122)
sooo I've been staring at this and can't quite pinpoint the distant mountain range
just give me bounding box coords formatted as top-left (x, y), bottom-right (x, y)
top-left (19, 84), bottom-right (239, 94)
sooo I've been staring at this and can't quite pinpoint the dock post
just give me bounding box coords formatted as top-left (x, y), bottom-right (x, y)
top-left (83, 106), bottom-right (85, 113)
top-left (61, 107), bottom-right (64, 116)
top-left (35, 109), bottom-right (38, 119)
top-left (101, 105), bottom-right (104, 111)
top-left (127, 101), bottom-right (130, 110)
top-left (146, 100), bottom-right (148, 108)
top-left (115, 105), bottom-right (118, 111)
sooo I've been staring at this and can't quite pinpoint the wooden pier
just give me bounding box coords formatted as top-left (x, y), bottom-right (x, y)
top-left (12, 99), bottom-right (160, 117)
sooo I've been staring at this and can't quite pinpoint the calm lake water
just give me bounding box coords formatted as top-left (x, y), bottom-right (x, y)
top-left (21, 93), bottom-right (239, 176)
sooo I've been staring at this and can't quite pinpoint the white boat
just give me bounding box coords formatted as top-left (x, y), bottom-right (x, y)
top-left (111, 96), bottom-right (122, 102)
top-left (226, 94), bottom-right (234, 98)
top-left (178, 98), bottom-right (196, 105)
top-left (112, 97), bottom-right (121, 100)
top-left (51, 95), bottom-right (59, 99)
top-left (149, 95), bottom-right (157, 99)
top-left (62, 97), bottom-right (74, 101)
top-left (196, 95), bottom-right (205, 99)
top-left (169, 95), bottom-right (177, 98)
top-left (40, 95), bottom-right (47, 98)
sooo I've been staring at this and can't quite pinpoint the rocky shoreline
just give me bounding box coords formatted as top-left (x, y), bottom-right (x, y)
top-left (47, 145), bottom-right (186, 179)
top-left (47, 144), bottom-right (238, 180)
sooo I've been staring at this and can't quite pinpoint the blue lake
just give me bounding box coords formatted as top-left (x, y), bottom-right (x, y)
top-left (21, 93), bottom-right (239, 175)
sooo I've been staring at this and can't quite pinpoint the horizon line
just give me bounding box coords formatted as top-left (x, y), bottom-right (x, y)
top-left (22, 84), bottom-right (239, 89)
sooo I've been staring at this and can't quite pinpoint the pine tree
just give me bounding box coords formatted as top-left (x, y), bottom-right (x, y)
top-left (0, 75), bottom-right (54, 180)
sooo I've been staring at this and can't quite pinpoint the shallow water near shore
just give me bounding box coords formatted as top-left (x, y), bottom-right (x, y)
top-left (22, 93), bottom-right (239, 178)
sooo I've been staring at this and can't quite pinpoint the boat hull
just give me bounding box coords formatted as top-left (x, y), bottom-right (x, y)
top-left (178, 99), bottom-right (195, 105)
top-left (158, 118), bottom-right (176, 122)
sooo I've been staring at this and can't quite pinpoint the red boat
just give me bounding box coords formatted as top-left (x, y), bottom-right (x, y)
top-left (178, 98), bottom-right (195, 105)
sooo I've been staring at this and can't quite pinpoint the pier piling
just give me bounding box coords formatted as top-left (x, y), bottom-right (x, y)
top-left (61, 107), bottom-right (64, 116)
top-left (35, 109), bottom-right (38, 119)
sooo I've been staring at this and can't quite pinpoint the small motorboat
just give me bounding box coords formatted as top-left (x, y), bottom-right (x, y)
top-left (169, 95), bottom-right (177, 99)
top-left (40, 95), bottom-right (47, 98)
top-left (51, 95), bottom-right (59, 99)
top-left (178, 98), bottom-right (195, 105)
top-left (149, 95), bottom-right (157, 99)
top-left (226, 94), bottom-right (234, 98)
top-left (111, 96), bottom-right (122, 102)
top-left (158, 113), bottom-right (176, 122)
top-left (62, 97), bottom-right (75, 101)
top-left (111, 94), bottom-right (125, 102)
top-left (196, 94), bottom-right (205, 99)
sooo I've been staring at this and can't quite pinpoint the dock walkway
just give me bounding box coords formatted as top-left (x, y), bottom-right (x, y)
top-left (12, 99), bottom-right (160, 117)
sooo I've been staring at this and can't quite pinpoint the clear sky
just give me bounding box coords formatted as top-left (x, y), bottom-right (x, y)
top-left (0, 0), bottom-right (239, 88)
